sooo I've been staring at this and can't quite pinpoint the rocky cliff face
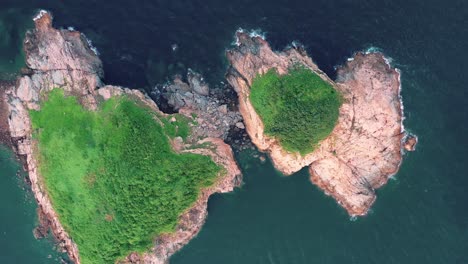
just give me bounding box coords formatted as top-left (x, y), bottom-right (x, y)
top-left (3, 11), bottom-right (241, 264)
top-left (226, 32), bottom-right (416, 216)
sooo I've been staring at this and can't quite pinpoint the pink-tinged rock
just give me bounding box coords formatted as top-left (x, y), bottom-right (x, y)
top-left (227, 32), bottom-right (413, 216)
top-left (4, 10), bottom-right (242, 264)
top-left (403, 135), bottom-right (418, 151)
top-left (24, 10), bottom-right (103, 96)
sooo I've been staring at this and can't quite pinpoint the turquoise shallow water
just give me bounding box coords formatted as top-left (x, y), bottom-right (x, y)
top-left (0, 146), bottom-right (63, 263)
top-left (0, 0), bottom-right (467, 263)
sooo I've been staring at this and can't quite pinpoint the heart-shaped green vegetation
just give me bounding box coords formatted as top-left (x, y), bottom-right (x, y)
top-left (30, 89), bottom-right (221, 264)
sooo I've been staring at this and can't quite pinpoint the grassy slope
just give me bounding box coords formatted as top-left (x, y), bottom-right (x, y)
top-left (249, 67), bottom-right (341, 155)
top-left (30, 89), bottom-right (220, 264)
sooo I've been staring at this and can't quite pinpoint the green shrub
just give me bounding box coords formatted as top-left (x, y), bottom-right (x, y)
top-left (30, 89), bottom-right (220, 264)
top-left (249, 66), bottom-right (341, 155)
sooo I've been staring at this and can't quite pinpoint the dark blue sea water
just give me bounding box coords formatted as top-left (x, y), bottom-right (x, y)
top-left (0, 0), bottom-right (467, 263)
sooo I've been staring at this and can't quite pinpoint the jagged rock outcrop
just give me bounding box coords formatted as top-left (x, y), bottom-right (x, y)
top-left (403, 134), bottom-right (418, 151)
top-left (3, 11), bottom-right (241, 264)
top-left (163, 71), bottom-right (243, 141)
top-left (226, 32), bottom-right (416, 216)
top-left (18, 10), bottom-right (103, 111)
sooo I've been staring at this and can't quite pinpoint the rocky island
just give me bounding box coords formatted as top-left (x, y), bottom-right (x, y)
top-left (2, 11), bottom-right (241, 264)
top-left (226, 32), bottom-right (417, 216)
top-left (0, 9), bottom-right (418, 264)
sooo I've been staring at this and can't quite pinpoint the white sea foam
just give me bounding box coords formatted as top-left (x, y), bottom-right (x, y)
top-left (396, 68), bottom-right (405, 133)
top-left (364, 46), bottom-right (382, 54)
top-left (82, 34), bottom-right (99, 56)
top-left (233, 28), bottom-right (266, 46)
top-left (349, 215), bottom-right (358, 221)
top-left (33, 10), bottom-right (49, 21)
top-left (363, 49), bottom-right (404, 134)
top-left (247, 29), bottom-right (266, 39)
top-left (67, 26), bottom-right (75, 31)
top-left (283, 40), bottom-right (304, 52)
top-left (365, 46), bottom-right (396, 67)
top-left (383, 56), bottom-right (394, 66)
top-left (394, 66), bottom-right (419, 154)
top-left (233, 28), bottom-right (244, 46)
top-left (338, 49), bottom-right (408, 143)
top-left (291, 40), bottom-right (303, 49)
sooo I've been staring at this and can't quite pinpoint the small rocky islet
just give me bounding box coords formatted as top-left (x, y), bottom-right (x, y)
top-left (227, 32), bottom-right (417, 216)
top-left (0, 10), bottom-right (416, 264)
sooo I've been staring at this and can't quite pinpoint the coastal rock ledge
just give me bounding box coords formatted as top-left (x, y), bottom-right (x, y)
top-left (226, 32), bottom-right (416, 216)
top-left (3, 11), bottom-right (241, 264)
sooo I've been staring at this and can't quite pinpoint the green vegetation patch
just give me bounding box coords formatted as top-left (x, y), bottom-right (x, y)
top-left (249, 66), bottom-right (341, 155)
top-left (30, 89), bottom-right (220, 264)
top-left (161, 114), bottom-right (191, 140)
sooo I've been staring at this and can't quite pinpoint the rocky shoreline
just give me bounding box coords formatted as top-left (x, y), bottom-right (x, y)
top-left (226, 32), bottom-right (417, 216)
top-left (1, 8), bottom-right (418, 264)
top-left (2, 11), bottom-right (241, 264)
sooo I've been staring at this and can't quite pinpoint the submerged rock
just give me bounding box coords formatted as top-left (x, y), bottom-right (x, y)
top-left (226, 32), bottom-right (416, 216)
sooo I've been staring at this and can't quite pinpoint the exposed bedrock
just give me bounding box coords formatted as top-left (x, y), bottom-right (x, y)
top-left (162, 70), bottom-right (243, 141)
top-left (226, 32), bottom-right (416, 216)
top-left (4, 11), bottom-right (241, 264)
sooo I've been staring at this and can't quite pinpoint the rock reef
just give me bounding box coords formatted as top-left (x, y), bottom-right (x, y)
top-left (162, 71), bottom-right (243, 141)
top-left (3, 11), bottom-right (241, 264)
top-left (226, 32), bottom-right (416, 216)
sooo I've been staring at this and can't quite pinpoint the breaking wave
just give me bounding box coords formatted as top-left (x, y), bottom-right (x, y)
top-left (233, 28), bottom-right (266, 46)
